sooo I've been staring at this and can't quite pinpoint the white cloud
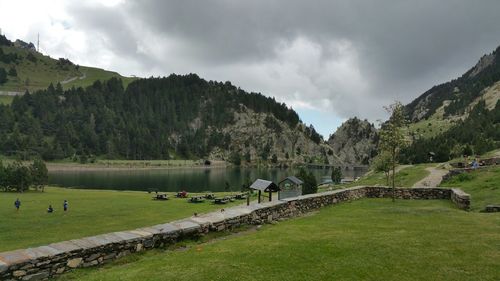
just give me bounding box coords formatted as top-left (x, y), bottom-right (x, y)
top-left (1, 0), bottom-right (499, 137)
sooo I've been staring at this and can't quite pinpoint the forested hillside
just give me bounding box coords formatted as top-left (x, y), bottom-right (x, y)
top-left (400, 45), bottom-right (500, 163)
top-left (0, 74), bottom-right (326, 163)
top-left (405, 45), bottom-right (500, 122)
top-left (401, 100), bottom-right (499, 163)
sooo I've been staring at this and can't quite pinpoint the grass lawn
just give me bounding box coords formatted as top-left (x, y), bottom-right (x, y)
top-left (0, 187), bottom-right (243, 252)
top-left (406, 114), bottom-right (456, 139)
top-left (60, 199), bottom-right (500, 281)
top-left (440, 166), bottom-right (500, 211)
top-left (62, 66), bottom-right (136, 90)
top-left (320, 164), bottom-right (432, 191)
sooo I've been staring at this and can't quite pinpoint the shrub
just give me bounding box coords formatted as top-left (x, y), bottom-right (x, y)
top-left (296, 168), bottom-right (317, 195)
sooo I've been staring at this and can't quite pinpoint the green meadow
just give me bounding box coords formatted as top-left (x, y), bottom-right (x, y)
top-left (60, 199), bottom-right (500, 281)
top-left (440, 166), bottom-right (500, 211)
top-left (0, 187), bottom-right (241, 252)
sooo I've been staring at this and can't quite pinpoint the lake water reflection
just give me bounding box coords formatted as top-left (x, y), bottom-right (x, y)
top-left (49, 167), bottom-right (367, 192)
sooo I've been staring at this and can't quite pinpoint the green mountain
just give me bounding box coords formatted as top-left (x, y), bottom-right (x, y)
top-left (0, 74), bottom-right (329, 164)
top-left (0, 34), bottom-right (135, 95)
top-left (401, 46), bottom-right (500, 163)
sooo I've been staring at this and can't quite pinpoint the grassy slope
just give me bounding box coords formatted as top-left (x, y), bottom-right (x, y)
top-left (0, 187), bottom-right (243, 252)
top-left (0, 45), bottom-right (135, 93)
top-left (0, 94), bottom-right (13, 105)
top-left (320, 164), bottom-right (431, 191)
top-left (440, 166), bottom-right (500, 211)
top-left (61, 199), bottom-right (500, 281)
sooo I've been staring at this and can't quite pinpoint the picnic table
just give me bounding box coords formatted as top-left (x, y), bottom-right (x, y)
top-left (153, 193), bottom-right (169, 200)
top-left (234, 193), bottom-right (249, 200)
top-left (204, 193), bottom-right (216, 199)
top-left (214, 196), bottom-right (234, 204)
top-left (214, 197), bottom-right (229, 204)
top-left (189, 196), bottom-right (205, 203)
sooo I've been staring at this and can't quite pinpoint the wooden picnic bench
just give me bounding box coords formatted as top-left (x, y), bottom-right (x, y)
top-left (204, 193), bottom-right (216, 199)
top-left (189, 196), bottom-right (205, 203)
top-left (234, 193), bottom-right (249, 200)
top-left (214, 197), bottom-right (229, 204)
top-left (153, 193), bottom-right (169, 200)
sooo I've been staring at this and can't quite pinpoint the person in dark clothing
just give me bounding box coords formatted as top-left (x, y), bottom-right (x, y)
top-left (14, 198), bottom-right (21, 211)
top-left (63, 200), bottom-right (68, 212)
top-left (47, 205), bottom-right (54, 213)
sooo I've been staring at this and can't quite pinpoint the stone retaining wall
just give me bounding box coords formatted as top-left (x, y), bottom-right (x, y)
top-left (0, 186), bottom-right (470, 280)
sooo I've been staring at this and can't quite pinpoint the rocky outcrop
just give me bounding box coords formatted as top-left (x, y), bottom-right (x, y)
top-left (327, 117), bottom-right (378, 165)
top-left (469, 53), bottom-right (496, 78)
top-left (209, 108), bottom-right (330, 165)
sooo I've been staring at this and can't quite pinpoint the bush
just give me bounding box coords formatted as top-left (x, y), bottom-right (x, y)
top-left (31, 158), bottom-right (48, 191)
top-left (455, 172), bottom-right (475, 182)
top-left (296, 168), bottom-right (317, 195)
top-left (0, 160), bottom-right (48, 192)
top-left (331, 166), bottom-right (342, 184)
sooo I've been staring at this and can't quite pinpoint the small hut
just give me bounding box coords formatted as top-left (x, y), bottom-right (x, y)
top-left (250, 179), bottom-right (280, 203)
top-left (278, 176), bottom-right (303, 200)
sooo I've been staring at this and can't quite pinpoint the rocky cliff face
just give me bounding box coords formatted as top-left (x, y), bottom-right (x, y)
top-left (207, 107), bottom-right (330, 165)
top-left (327, 117), bottom-right (378, 165)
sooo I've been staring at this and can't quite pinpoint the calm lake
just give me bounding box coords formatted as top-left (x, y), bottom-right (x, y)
top-left (49, 167), bottom-right (367, 192)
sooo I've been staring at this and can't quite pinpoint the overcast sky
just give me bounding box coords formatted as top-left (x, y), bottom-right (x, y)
top-left (1, 0), bottom-right (499, 137)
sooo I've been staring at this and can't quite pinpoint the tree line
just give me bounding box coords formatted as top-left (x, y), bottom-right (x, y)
top-left (0, 159), bottom-right (48, 192)
top-left (0, 74), bottom-right (318, 161)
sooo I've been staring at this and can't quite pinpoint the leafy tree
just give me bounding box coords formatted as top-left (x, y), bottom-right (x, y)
top-left (260, 144), bottom-right (271, 161)
top-left (0, 160), bottom-right (6, 190)
top-left (331, 166), bottom-right (342, 184)
top-left (6, 161), bottom-right (32, 192)
top-left (31, 158), bottom-right (48, 191)
top-left (371, 151), bottom-right (392, 186)
top-left (229, 151), bottom-right (241, 166)
top-left (462, 145), bottom-right (473, 157)
top-left (8, 66), bottom-right (17, 77)
top-left (379, 101), bottom-right (407, 201)
top-left (0, 67), bottom-right (7, 84)
top-left (271, 154), bottom-right (278, 164)
top-left (296, 168), bottom-right (317, 195)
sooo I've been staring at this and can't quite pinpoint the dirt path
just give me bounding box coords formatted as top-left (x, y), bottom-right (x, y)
top-left (412, 166), bottom-right (449, 188)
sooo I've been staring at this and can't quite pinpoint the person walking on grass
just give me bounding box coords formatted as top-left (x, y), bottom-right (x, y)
top-left (14, 198), bottom-right (21, 211)
top-left (63, 200), bottom-right (68, 212)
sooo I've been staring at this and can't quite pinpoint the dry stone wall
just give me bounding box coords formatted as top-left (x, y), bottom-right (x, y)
top-left (0, 186), bottom-right (470, 280)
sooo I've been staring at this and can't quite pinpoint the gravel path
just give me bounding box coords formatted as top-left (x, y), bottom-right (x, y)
top-left (412, 166), bottom-right (449, 188)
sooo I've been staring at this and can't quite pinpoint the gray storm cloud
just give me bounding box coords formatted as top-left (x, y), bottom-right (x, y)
top-left (12, 0), bottom-right (500, 127)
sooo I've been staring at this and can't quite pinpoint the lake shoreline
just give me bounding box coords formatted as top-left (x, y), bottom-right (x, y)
top-left (46, 162), bottom-right (228, 172)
